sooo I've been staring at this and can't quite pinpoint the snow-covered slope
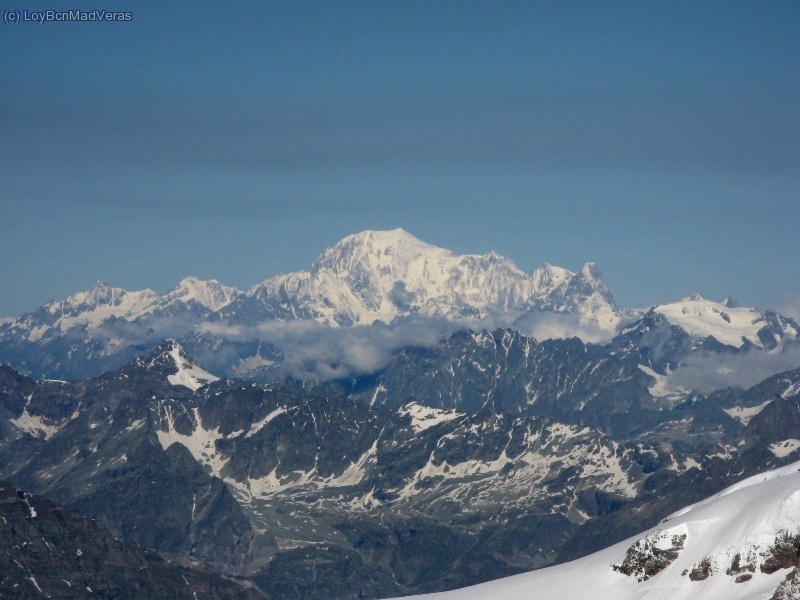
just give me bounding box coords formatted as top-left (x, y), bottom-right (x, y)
top-left (396, 460), bottom-right (800, 600)
top-left (653, 294), bottom-right (798, 349)
top-left (160, 276), bottom-right (241, 312)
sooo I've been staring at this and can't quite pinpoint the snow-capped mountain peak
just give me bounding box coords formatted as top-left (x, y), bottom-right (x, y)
top-left (65, 281), bottom-right (116, 307)
top-left (44, 283), bottom-right (161, 332)
top-left (580, 261), bottom-right (602, 281)
top-left (529, 263), bottom-right (572, 293)
top-left (679, 292), bottom-right (706, 303)
top-left (58, 277), bottom-right (241, 320)
top-left (0, 229), bottom-right (633, 377)
top-left (572, 262), bottom-right (614, 301)
top-left (653, 296), bottom-right (795, 348)
top-left (63, 281), bottom-right (158, 313)
top-left (238, 229), bottom-right (620, 329)
top-left (310, 228), bottom-right (456, 278)
top-left (164, 276), bottom-right (241, 312)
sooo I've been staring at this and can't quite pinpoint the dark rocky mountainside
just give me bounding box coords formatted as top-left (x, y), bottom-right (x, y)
top-left (1, 339), bottom-right (799, 598)
top-left (0, 480), bottom-right (265, 599)
top-left (346, 328), bottom-right (748, 444)
top-left (0, 349), bottom-right (257, 575)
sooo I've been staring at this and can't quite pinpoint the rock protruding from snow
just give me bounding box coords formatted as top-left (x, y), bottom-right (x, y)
top-left (773, 566), bottom-right (800, 599)
top-left (613, 530), bottom-right (686, 581)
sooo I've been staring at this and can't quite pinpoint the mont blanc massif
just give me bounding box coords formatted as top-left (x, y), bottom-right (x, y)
top-left (2, 229), bottom-right (800, 599)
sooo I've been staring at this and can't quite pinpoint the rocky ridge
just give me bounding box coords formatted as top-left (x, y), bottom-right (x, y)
top-left (1, 340), bottom-right (799, 597)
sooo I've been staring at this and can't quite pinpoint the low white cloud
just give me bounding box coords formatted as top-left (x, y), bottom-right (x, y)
top-left (85, 316), bottom-right (195, 354)
top-left (200, 318), bottom-right (450, 381)
top-left (481, 310), bottom-right (618, 344)
top-left (97, 308), bottom-right (623, 381)
top-left (523, 313), bottom-right (616, 344)
top-left (777, 293), bottom-right (800, 324)
top-left (664, 345), bottom-right (800, 393)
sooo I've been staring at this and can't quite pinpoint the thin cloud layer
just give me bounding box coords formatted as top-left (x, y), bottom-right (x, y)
top-left (198, 318), bottom-right (451, 381)
top-left (664, 345), bottom-right (800, 393)
top-left (778, 294), bottom-right (800, 324)
top-left (196, 310), bottom-right (620, 381)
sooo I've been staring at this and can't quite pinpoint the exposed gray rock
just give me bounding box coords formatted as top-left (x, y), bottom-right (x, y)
top-left (613, 531), bottom-right (685, 581)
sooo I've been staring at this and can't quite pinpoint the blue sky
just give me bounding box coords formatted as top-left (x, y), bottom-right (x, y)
top-left (2, 1), bottom-right (798, 317)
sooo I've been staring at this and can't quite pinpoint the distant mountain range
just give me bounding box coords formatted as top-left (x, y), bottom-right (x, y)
top-left (1, 230), bottom-right (798, 394)
top-left (4, 228), bottom-right (622, 328)
top-left (2, 339), bottom-right (800, 598)
top-left (2, 229), bottom-right (800, 597)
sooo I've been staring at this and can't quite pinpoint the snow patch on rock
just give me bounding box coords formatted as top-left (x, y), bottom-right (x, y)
top-left (11, 409), bottom-right (66, 440)
top-left (723, 399), bottom-right (772, 425)
top-left (398, 403), bottom-right (465, 432)
top-left (156, 407), bottom-right (229, 476)
top-left (770, 440), bottom-right (800, 459)
top-left (165, 343), bottom-right (219, 390)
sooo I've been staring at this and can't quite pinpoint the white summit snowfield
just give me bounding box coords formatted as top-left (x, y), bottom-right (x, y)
top-left (654, 294), bottom-right (799, 349)
top-left (395, 460), bottom-right (800, 600)
top-left (230, 228), bottom-right (624, 330)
